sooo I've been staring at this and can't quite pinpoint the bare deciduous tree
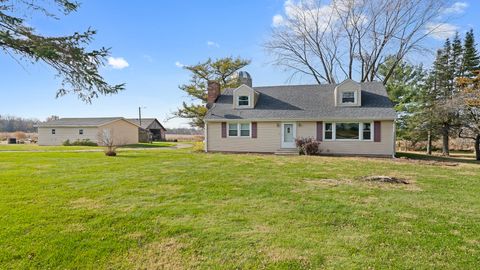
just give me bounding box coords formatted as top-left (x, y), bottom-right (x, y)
top-left (97, 128), bottom-right (123, 156)
top-left (265, 0), bottom-right (450, 84)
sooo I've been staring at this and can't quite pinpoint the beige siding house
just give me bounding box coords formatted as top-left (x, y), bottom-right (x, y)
top-left (204, 72), bottom-right (397, 157)
top-left (36, 117), bottom-right (140, 146)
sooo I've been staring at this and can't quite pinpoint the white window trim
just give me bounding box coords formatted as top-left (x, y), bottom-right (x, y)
top-left (79, 129), bottom-right (84, 135)
top-left (51, 129), bottom-right (56, 135)
top-left (323, 121), bottom-right (374, 141)
top-left (227, 122), bottom-right (252, 138)
top-left (237, 95), bottom-right (250, 107)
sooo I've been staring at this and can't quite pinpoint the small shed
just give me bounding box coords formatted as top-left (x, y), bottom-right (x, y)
top-left (127, 118), bottom-right (167, 142)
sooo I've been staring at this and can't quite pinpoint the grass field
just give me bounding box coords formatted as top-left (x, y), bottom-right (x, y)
top-left (0, 141), bottom-right (175, 152)
top-left (0, 148), bottom-right (479, 269)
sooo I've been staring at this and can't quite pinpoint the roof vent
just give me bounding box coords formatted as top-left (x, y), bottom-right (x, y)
top-left (234, 71), bottom-right (252, 87)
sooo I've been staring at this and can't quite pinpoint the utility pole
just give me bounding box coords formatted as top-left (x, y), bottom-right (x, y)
top-left (138, 106), bottom-right (142, 126)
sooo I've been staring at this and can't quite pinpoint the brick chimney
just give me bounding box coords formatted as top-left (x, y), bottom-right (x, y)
top-left (207, 80), bottom-right (220, 108)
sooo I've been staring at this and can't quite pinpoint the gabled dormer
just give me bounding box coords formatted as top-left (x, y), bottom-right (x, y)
top-left (233, 84), bottom-right (259, 109)
top-left (334, 79), bottom-right (362, 107)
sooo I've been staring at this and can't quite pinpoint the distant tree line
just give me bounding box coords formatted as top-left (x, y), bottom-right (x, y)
top-left (382, 29), bottom-right (480, 159)
top-left (166, 128), bottom-right (203, 135)
top-left (0, 115), bottom-right (39, 133)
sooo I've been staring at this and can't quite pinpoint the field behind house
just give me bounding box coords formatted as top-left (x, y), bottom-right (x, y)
top-left (0, 148), bottom-right (479, 269)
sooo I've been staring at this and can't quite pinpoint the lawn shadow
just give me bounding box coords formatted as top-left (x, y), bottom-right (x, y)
top-left (120, 143), bottom-right (175, 149)
top-left (396, 152), bottom-right (479, 165)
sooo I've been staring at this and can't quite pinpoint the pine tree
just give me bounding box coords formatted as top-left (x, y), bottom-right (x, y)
top-left (451, 32), bottom-right (464, 78)
top-left (1, 1), bottom-right (124, 102)
top-left (463, 29), bottom-right (480, 78)
top-left (431, 40), bottom-right (460, 156)
top-left (174, 57), bottom-right (250, 128)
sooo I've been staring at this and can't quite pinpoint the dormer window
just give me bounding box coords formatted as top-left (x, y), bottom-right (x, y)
top-left (342, 91), bottom-right (355, 103)
top-left (238, 95), bottom-right (249, 106)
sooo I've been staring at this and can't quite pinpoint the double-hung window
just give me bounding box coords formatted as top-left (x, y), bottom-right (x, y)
top-left (79, 129), bottom-right (84, 135)
top-left (342, 91), bottom-right (355, 103)
top-left (362, 123), bottom-right (371, 140)
top-left (238, 96), bottom-right (250, 106)
top-left (51, 129), bottom-right (56, 135)
top-left (228, 123), bottom-right (238, 136)
top-left (324, 123), bottom-right (333, 140)
top-left (228, 123), bottom-right (250, 137)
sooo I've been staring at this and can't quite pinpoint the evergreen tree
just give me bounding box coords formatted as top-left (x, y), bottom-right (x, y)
top-left (451, 32), bottom-right (464, 78)
top-left (378, 56), bottom-right (427, 143)
top-left (431, 41), bottom-right (460, 156)
top-left (463, 29), bottom-right (480, 78)
top-left (1, 1), bottom-right (124, 102)
top-left (174, 57), bottom-right (250, 128)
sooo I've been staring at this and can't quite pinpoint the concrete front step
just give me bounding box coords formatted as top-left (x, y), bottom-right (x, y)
top-left (274, 148), bottom-right (299, 155)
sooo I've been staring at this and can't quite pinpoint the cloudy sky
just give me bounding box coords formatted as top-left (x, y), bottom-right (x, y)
top-left (0, 0), bottom-right (477, 128)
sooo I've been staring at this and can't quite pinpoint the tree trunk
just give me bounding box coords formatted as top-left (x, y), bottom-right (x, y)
top-left (441, 125), bottom-right (450, 156)
top-left (475, 134), bottom-right (480, 161)
top-left (427, 131), bottom-right (432, 155)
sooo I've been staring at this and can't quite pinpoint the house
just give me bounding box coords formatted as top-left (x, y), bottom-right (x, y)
top-left (204, 72), bottom-right (397, 157)
top-left (127, 118), bottom-right (167, 142)
top-left (36, 117), bottom-right (140, 146)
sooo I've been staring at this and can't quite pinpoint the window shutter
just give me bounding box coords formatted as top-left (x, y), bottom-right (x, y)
top-left (374, 121), bottom-right (381, 142)
top-left (316, 121), bottom-right (323, 141)
top-left (221, 122), bottom-right (227, 138)
top-left (252, 122), bottom-right (257, 138)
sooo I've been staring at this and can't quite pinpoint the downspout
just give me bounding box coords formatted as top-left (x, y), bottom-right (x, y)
top-left (392, 119), bottom-right (397, 158)
top-left (204, 122), bottom-right (208, 153)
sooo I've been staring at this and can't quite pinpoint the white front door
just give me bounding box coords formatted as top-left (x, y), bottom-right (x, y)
top-left (281, 123), bottom-right (296, 148)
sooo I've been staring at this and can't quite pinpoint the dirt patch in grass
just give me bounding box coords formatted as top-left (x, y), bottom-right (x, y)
top-left (263, 246), bottom-right (310, 266)
top-left (302, 175), bottom-right (420, 191)
top-left (304, 178), bottom-right (352, 187)
top-left (125, 238), bottom-right (196, 270)
top-left (361, 175), bottom-right (410, 184)
top-left (70, 197), bottom-right (104, 210)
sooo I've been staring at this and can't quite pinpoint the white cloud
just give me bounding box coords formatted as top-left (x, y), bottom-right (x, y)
top-left (443, 2), bottom-right (468, 14)
top-left (175, 61), bottom-right (185, 68)
top-left (426, 22), bottom-right (459, 40)
top-left (206, 41), bottom-right (220, 48)
top-left (274, 0), bottom-right (364, 33)
top-left (272, 14), bottom-right (285, 27)
top-left (107, 57), bottom-right (129, 69)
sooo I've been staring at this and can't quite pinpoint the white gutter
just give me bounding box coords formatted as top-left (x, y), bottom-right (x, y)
top-left (204, 117), bottom-right (396, 123)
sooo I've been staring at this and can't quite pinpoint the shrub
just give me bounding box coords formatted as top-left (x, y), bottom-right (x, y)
top-left (14, 131), bottom-right (27, 141)
top-left (62, 139), bottom-right (71, 146)
top-left (192, 141), bottom-right (205, 152)
top-left (295, 137), bottom-right (321, 155)
top-left (105, 151), bottom-right (117, 156)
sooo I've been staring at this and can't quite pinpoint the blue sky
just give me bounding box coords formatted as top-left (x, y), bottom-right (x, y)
top-left (1, 0), bottom-right (478, 128)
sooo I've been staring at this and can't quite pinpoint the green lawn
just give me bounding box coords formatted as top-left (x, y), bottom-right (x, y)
top-left (0, 149), bottom-right (479, 269)
top-left (0, 141), bottom-right (175, 151)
